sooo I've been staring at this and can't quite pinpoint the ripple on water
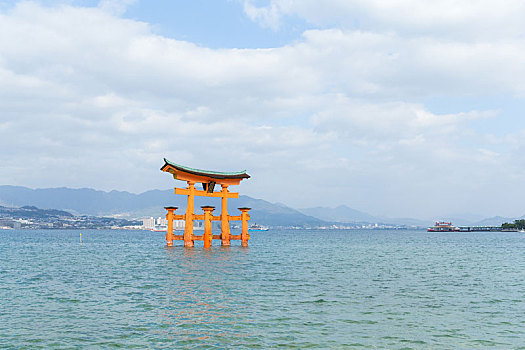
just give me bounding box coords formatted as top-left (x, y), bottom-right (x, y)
top-left (0, 229), bottom-right (524, 348)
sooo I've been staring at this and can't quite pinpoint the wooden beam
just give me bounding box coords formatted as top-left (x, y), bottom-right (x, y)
top-left (229, 234), bottom-right (251, 240)
top-left (229, 215), bottom-right (250, 221)
top-left (175, 187), bottom-right (239, 198)
top-left (168, 170), bottom-right (244, 186)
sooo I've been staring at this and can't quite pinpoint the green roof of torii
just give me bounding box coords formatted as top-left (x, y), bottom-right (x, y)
top-left (161, 158), bottom-right (250, 179)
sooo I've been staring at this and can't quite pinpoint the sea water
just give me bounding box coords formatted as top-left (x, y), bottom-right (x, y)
top-left (0, 229), bottom-right (524, 349)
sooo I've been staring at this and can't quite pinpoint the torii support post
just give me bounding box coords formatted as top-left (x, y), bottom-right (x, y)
top-left (239, 207), bottom-right (251, 247)
top-left (221, 185), bottom-right (231, 246)
top-left (184, 181), bottom-right (196, 248)
top-left (202, 206), bottom-right (215, 248)
top-left (164, 206), bottom-right (178, 247)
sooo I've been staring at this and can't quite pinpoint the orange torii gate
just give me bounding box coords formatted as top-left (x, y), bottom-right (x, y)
top-left (160, 158), bottom-right (251, 247)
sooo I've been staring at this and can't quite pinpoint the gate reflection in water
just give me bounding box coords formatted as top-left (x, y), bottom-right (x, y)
top-left (158, 247), bottom-right (258, 346)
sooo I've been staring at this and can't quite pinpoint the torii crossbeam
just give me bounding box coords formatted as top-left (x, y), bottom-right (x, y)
top-left (160, 158), bottom-right (251, 247)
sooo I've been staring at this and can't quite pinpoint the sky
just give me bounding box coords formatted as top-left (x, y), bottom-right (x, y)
top-left (1, 0), bottom-right (525, 219)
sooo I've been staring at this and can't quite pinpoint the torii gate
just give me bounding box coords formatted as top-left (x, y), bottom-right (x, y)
top-left (160, 158), bottom-right (251, 247)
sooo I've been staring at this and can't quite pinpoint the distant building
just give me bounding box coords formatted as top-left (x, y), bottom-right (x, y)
top-left (174, 220), bottom-right (185, 230)
top-left (143, 217), bottom-right (185, 230)
top-left (156, 217), bottom-right (168, 226)
top-left (142, 217), bottom-right (155, 229)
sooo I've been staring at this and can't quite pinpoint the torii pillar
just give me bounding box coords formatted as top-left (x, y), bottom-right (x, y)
top-left (220, 184), bottom-right (230, 246)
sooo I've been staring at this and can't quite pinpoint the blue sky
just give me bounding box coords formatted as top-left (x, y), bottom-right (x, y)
top-left (1, 0), bottom-right (525, 219)
top-left (123, 0), bottom-right (311, 49)
top-left (1, 0), bottom-right (312, 48)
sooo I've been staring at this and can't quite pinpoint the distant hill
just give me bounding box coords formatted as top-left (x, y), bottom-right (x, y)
top-left (0, 186), bottom-right (325, 227)
top-left (375, 217), bottom-right (430, 227)
top-left (472, 216), bottom-right (516, 227)
top-left (3, 185), bottom-right (512, 228)
top-left (0, 186), bottom-right (172, 216)
top-left (0, 205), bottom-right (74, 220)
top-left (298, 205), bottom-right (430, 227)
top-left (298, 205), bottom-right (378, 223)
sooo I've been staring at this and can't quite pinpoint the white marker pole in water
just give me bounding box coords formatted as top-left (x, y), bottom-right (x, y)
top-left (80, 232), bottom-right (82, 244)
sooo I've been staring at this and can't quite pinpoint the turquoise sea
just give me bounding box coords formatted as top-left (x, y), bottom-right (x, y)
top-left (1, 229), bottom-right (524, 349)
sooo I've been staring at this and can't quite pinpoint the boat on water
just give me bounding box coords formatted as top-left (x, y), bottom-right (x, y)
top-left (427, 221), bottom-right (459, 232)
top-left (150, 225), bottom-right (167, 232)
top-left (248, 223), bottom-right (269, 232)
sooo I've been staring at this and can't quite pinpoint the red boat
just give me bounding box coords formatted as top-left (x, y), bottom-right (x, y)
top-left (427, 222), bottom-right (459, 232)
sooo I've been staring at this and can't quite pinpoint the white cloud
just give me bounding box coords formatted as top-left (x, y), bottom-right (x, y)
top-left (242, 0), bottom-right (284, 30)
top-left (1, 1), bottom-right (525, 218)
top-left (241, 0), bottom-right (525, 40)
top-left (98, 0), bottom-right (137, 15)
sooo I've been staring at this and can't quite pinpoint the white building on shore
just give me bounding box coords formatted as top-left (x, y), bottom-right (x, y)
top-left (142, 217), bottom-right (155, 230)
top-left (142, 216), bottom-right (186, 230)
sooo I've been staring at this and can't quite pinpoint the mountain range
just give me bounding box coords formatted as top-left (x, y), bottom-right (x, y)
top-left (0, 185), bottom-right (520, 227)
top-left (0, 186), bottom-right (325, 227)
top-left (298, 205), bottom-right (378, 223)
